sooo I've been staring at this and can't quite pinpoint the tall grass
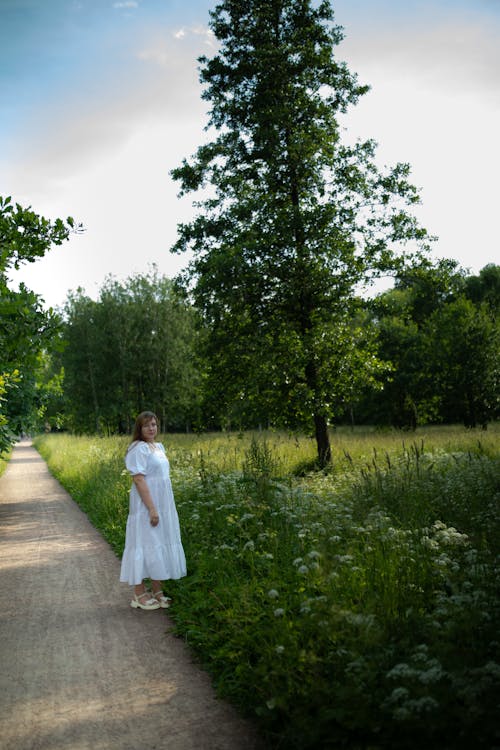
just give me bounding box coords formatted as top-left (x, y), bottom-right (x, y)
top-left (0, 444), bottom-right (12, 477)
top-left (35, 427), bottom-right (500, 749)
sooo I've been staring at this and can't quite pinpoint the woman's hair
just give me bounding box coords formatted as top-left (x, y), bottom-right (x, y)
top-left (130, 411), bottom-right (159, 444)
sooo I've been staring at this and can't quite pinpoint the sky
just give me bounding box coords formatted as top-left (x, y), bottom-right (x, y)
top-left (1, 0), bottom-right (499, 310)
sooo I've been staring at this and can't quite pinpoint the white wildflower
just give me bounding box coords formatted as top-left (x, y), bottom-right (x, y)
top-left (435, 554), bottom-right (450, 567)
top-left (387, 663), bottom-right (415, 679)
top-left (387, 687), bottom-right (410, 704)
top-left (307, 550), bottom-right (321, 560)
top-left (418, 665), bottom-right (444, 684)
top-left (421, 536), bottom-right (439, 550)
top-left (240, 513), bottom-right (254, 522)
top-left (406, 696), bottom-right (439, 714)
top-left (335, 554), bottom-right (354, 564)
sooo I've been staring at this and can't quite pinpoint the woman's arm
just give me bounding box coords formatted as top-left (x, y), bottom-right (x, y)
top-left (132, 474), bottom-right (159, 526)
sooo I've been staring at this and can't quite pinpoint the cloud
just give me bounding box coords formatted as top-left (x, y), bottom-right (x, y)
top-left (340, 15), bottom-right (500, 100)
top-left (5, 26), bottom-right (210, 195)
top-left (138, 24), bottom-right (216, 64)
top-left (4, 111), bottom-right (199, 308)
top-left (329, 2), bottom-right (500, 278)
top-left (113, 1), bottom-right (138, 8)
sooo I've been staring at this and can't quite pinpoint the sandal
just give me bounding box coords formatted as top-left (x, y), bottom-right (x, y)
top-left (131, 592), bottom-right (160, 610)
top-left (152, 591), bottom-right (172, 608)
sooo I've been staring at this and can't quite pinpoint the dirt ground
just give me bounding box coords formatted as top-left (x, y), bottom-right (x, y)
top-left (0, 440), bottom-right (262, 750)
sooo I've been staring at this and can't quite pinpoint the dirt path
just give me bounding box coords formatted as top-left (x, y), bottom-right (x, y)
top-left (0, 440), bottom-right (262, 750)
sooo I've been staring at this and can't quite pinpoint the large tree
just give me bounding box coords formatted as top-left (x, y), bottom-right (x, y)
top-left (0, 195), bottom-right (77, 449)
top-left (171, 0), bottom-right (430, 464)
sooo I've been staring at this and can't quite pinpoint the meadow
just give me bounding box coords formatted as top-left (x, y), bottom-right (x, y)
top-left (34, 426), bottom-right (500, 750)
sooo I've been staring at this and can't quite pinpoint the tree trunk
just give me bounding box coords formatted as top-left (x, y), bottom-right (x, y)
top-left (466, 389), bottom-right (477, 428)
top-left (305, 358), bottom-right (332, 467)
top-left (314, 413), bottom-right (332, 468)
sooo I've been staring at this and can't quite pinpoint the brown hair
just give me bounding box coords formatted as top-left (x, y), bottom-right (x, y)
top-left (130, 411), bottom-right (159, 444)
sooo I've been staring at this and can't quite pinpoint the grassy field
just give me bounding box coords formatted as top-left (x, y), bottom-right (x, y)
top-left (34, 426), bottom-right (500, 750)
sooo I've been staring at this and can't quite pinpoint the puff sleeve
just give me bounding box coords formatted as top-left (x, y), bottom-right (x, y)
top-left (125, 442), bottom-right (149, 476)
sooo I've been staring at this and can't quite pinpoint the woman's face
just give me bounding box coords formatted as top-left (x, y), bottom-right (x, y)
top-left (141, 418), bottom-right (158, 442)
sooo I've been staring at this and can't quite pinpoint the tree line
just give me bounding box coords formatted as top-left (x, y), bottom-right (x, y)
top-left (2, 255), bottom-right (497, 447)
top-left (1, 0), bottom-right (498, 462)
top-left (58, 270), bottom-right (202, 434)
top-left (57, 260), bottom-right (500, 436)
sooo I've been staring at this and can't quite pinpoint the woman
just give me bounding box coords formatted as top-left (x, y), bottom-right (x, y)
top-left (120, 411), bottom-right (187, 610)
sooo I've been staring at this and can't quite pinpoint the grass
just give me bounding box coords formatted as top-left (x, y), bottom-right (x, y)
top-left (0, 446), bottom-right (11, 477)
top-left (34, 426), bottom-right (500, 750)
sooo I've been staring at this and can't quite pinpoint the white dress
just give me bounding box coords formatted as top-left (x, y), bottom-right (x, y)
top-left (119, 440), bottom-right (187, 586)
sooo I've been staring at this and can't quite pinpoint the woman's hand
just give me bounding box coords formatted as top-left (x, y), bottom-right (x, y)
top-left (149, 508), bottom-right (160, 526)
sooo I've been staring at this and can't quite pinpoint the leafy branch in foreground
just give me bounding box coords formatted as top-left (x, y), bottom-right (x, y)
top-left (0, 195), bottom-right (81, 448)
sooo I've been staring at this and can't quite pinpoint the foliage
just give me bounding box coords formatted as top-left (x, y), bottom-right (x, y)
top-left (35, 351), bottom-right (67, 431)
top-left (54, 260), bottom-right (498, 437)
top-left (358, 261), bottom-right (499, 429)
top-left (0, 195), bottom-right (77, 449)
top-left (171, 0), bottom-right (431, 465)
top-left (61, 267), bottom-right (203, 433)
top-left (392, 257), bottom-right (465, 324)
top-left (0, 370), bottom-right (18, 452)
top-left (424, 297), bottom-right (499, 427)
top-left (36, 427), bottom-right (500, 749)
top-left (464, 263), bottom-right (500, 313)
top-left (0, 195), bottom-right (75, 274)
